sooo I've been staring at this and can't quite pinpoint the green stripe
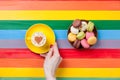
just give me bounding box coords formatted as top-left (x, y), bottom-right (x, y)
top-left (0, 78), bottom-right (120, 80)
top-left (0, 20), bottom-right (119, 30)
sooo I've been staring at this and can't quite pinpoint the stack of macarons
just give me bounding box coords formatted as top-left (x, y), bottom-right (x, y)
top-left (68, 19), bottom-right (97, 49)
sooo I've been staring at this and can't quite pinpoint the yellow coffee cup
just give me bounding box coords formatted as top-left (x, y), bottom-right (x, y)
top-left (25, 24), bottom-right (55, 54)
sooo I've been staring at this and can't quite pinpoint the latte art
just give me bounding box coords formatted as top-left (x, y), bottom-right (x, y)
top-left (31, 32), bottom-right (46, 47)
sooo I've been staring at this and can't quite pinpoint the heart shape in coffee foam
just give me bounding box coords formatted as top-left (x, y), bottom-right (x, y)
top-left (35, 36), bottom-right (43, 44)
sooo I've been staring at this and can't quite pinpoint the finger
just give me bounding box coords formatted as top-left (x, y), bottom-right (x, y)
top-left (46, 47), bottom-right (53, 59)
top-left (40, 53), bottom-right (47, 57)
top-left (50, 57), bottom-right (59, 72)
top-left (52, 57), bottom-right (62, 72)
top-left (56, 57), bottom-right (63, 68)
top-left (53, 42), bottom-right (60, 56)
top-left (59, 57), bottom-right (63, 65)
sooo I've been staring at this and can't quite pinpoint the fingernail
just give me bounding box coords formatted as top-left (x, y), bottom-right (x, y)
top-left (50, 45), bottom-right (53, 48)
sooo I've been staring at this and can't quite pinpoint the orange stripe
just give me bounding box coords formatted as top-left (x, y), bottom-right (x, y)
top-left (0, 1), bottom-right (119, 10)
top-left (0, 59), bottom-right (120, 68)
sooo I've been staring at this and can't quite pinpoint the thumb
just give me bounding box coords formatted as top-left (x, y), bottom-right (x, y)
top-left (46, 47), bottom-right (53, 60)
top-left (53, 42), bottom-right (59, 56)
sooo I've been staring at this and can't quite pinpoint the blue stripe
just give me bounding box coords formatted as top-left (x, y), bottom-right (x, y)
top-left (0, 30), bottom-right (120, 40)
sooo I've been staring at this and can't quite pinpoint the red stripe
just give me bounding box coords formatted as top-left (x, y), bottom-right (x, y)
top-left (0, 49), bottom-right (120, 58)
top-left (0, 1), bottom-right (119, 10)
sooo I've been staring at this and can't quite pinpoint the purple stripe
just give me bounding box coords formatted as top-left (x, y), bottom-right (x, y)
top-left (0, 40), bottom-right (120, 49)
top-left (0, 40), bottom-right (27, 48)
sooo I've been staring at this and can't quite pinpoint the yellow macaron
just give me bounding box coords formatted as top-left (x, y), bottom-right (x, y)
top-left (87, 36), bottom-right (97, 45)
top-left (68, 33), bottom-right (77, 42)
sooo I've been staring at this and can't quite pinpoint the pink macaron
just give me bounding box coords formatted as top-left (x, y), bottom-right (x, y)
top-left (81, 39), bottom-right (90, 48)
top-left (86, 32), bottom-right (95, 39)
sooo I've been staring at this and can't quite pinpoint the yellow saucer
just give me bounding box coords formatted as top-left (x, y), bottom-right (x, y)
top-left (25, 23), bottom-right (55, 54)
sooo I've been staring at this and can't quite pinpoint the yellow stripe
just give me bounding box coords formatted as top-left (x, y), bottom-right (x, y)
top-left (0, 10), bottom-right (119, 20)
top-left (0, 68), bottom-right (120, 77)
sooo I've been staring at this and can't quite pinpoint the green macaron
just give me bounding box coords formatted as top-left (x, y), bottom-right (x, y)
top-left (77, 31), bottom-right (85, 40)
top-left (87, 21), bottom-right (94, 32)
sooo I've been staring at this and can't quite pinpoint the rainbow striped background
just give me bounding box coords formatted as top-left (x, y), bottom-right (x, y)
top-left (0, 0), bottom-right (120, 80)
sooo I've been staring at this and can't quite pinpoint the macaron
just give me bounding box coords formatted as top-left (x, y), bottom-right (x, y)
top-left (80, 21), bottom-right (88, 31)
top-left (87, 36), bottom-right (97, 45)
top-left (86, 32), bottom-right (95, 39)
top-left (70, 26), bottom-right (79, 34)
top-left (87, 21), bottom-right (94, 32)
top-left (73, 39), bottom-right (81, 48)
top-left (72, 19), bottom-right (81, 28)
top-left (77, 31), bottom-right (85, 40)
top-left (68, 33), bottom-right (77, 42)
top-left (81, 39), bottom-right (90, 48)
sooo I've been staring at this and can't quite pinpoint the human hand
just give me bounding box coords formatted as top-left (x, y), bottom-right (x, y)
top-left (40, 42), bottom-right (62, 80)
